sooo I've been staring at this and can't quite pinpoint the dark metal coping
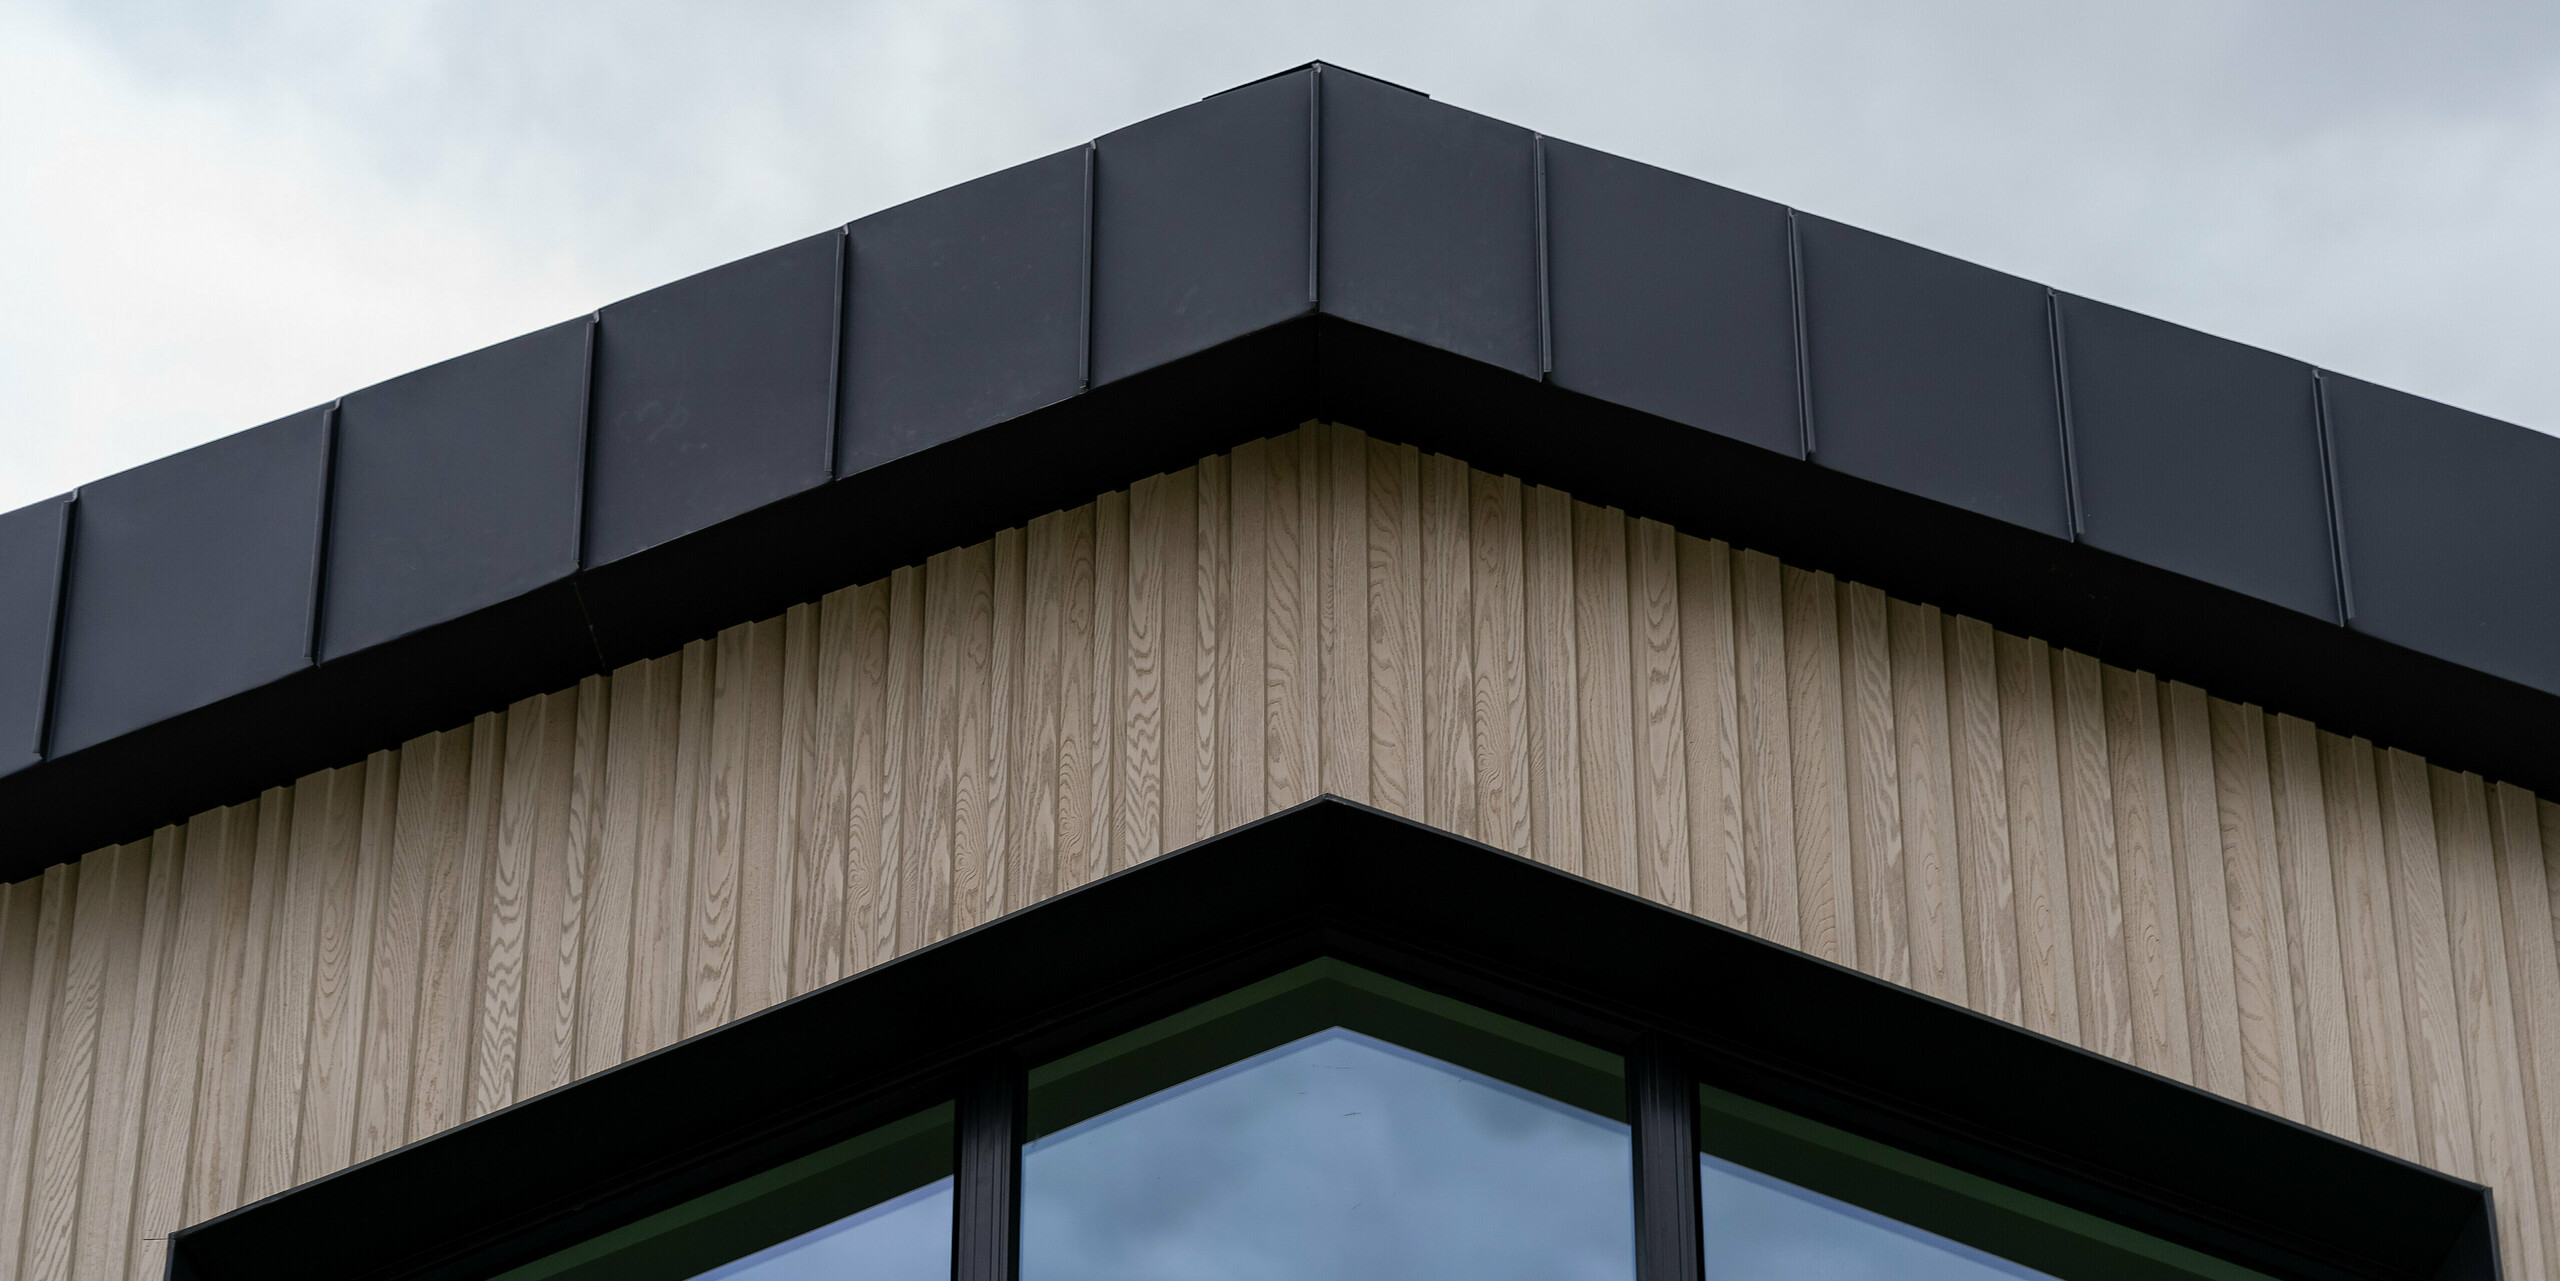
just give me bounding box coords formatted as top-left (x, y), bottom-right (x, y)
top-left (5, 62), bottom-right (2557, 876)
top-left (166, 799), bottom-right (2497, 1281)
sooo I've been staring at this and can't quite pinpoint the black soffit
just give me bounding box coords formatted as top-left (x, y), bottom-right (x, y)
top-left (166, 799), bottom-right (2496, 1281)
top-left (3, 61), bottom-right (2558, 874)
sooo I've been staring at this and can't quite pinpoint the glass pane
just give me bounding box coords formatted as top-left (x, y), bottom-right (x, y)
top-left (1698, 1085), bottom-right (2272, 1281)
top-left (1701, 1150), bottom-right (2047, 1281)
top-left (1022, 960), bottom-right (1634, 1281)
top-left (494, 1104), bottom-right (953, 1281)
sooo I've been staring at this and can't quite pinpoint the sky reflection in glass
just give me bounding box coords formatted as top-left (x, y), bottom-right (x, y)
top-left (1021, 1027), bottom-right (1634, 1281)
top-left (1701, 1151), bottom-right (2055, 1281)
top-left (687, 1177), bottom-right (953, 1281)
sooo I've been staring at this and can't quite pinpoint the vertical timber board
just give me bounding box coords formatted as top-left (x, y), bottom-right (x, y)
top-left (1321, 425), bottom-right (1371, 806)
top-left (243, 771), bottom-right (332, 1198)
top-left (1089, 489), bottom-right (1132, 878)
top-left (1997, 634), bottom-right (2078, 1044)
top-left (1782, 567), bottom-right (1852, 968)
top-left (1520, 485), bottom-right (1582, 875)
top-left (84, 835), bottom-right (176, 1281)
top-left (2378, 748), bottom-right (2479, 1176)
top-left (2051, 650), bottom-right (2128, 1061)
top-left (1020, 515), bottom-right (1068, 907)
top-left (413, 719), bottom-right (499, 1141)
top-left (0, 880), bottom-right (41, 1273)
top-left (1838, 581), bottom-right (1905, 983)
top-left (1059, 499), bottom-right (1107, 891)
top-left (1469, 471), bottom-right (1531, 857)
top-left (1891, 600), bottom-right (1965, 1005)
top-left (30, 847), bottom-right (110, 1281)
top-left (1369, 442), bottom-right (1424, 824)
top-left (1945, 616), bottom-right (2018, 1023)
top-left (578, 667), bottom-right (647, 1079)
top-left (1626, 518), bottom-right (1690, 912)
top-left (2160, 683), bottom-right (2246, 1103)
top-left (510, 689), bottom-right (584, 1098)
top-left (2323, 734), bottom-right (2421, 1159)
top-left (1189, 456), bottom-right (1225, 847)
top-left (1571, 502), bottom-right (1640, 895)
top-left (1732, 549), bottom-right (1798, 947)
top-left (1120, 479), bottom-right (1167, 866)
top-left (805, 586), bottom-right (861, 988)
top-left (1419, 453), bottom-right (1477, 840)
top-left (844, 579), bottom-right (895, 969)
top-left (305, 753), bottom-right (393, 1169)
top-left (5, 863), bottom-right (79, 1277)
top-left (912, 556), bottom-right (962, 944)
top-left (624, 650), bottom-right (690, 1059)
top-left (130, 816), bottom-right (213, 1280)
top-left (192, 794), bottom-right (287, 1219)
top-left (1263, 428), bottom-right (1318, 814)
top-left (475, 703), bottom-right (544, 1118)
top-left (736, 615), bottom-right (793, 1015)
top-left (1676, 536), bottom-right (1745, 931)
top-left (2434, 768), bottom-right (2549, 1278)
top-left (1154, 466), bottom-right (1200, 853)
top-left (2104, 667), bottom-right (2193, 1083)
top-left (988, 527), bottom-right (1028, 917)
top-left (1219, 442), bottom-right (1269, 836)
top-left (773, 605), bottom-right (819, 993)
top-left (879, 565), bottom-right (926, 952)
top-left (533, 685), bottom-right (605, 1092)
top-left (2212, 700), bottom-right (2306, 1121)
top-left (2266, 713), bottom-right (2360, 1140)
top-left (693, 628), bottom-right (750, 1038)
top-left (949, 542), bottom-right (996, 926)
top-left (2490, 785), bottom-right (2560, 1272)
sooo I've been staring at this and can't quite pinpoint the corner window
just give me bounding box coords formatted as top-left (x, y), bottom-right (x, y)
top-left (1019, 959), bottom-right (1634, 1281)
top-left (493, 1105), bottom-right (952, 1281)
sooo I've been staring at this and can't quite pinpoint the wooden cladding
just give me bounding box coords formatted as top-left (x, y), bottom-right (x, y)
top-left (3, 421), bottom-right (2559, 1281)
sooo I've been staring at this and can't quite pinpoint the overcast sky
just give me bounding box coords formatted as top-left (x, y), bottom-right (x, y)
top-left (5, 0), bottom-right (2557, 515)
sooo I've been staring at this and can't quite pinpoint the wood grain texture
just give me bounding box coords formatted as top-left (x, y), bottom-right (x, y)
top-left (1946, 617), bottom-right (2017, 1022)
top-left (2491, 786), bottom-right (2560, 1260)
top-left (2053, 651), bottom-right (2128, 1062)
top-left (1677, 536), bottom-right (1745, 932)
top-left (1572, 502), bottom-right (1641, 894)
top-left (2379, 748), bottom-right (2479, 1176)
top-left (2214, 699), bottom-right (2306, 1121)
top-left (1521, 485), bottom-right (1583, 876)
top-left (1421, 453), bottom-right (1478, 841)
top-left (1998, 634), bottom-right (2078, 1044)
top-left (2324, 733), bottom-right (2420, 1159)
top-left (1892, 600), bottom-right (1965, 1005)
top-left (9, 421), bottom-right (2560, 1278)
top-left (2160, 683), bottom-right (2245, 1103)
top-left (1733, 548), bottom-right (1798, 947)
top-left (1470, 473), bottom-right (1532, 857)
top-left (1839, 581), bottom-right (1905, 983)
top-left (2434, 768), bottom-right (2549, 1278)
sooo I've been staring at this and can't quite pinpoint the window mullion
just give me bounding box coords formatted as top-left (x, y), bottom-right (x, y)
top-left (1629, 1036), bottom-right (1703, 1281)
top-left (952, 1058), bottom-right (1024, 1281)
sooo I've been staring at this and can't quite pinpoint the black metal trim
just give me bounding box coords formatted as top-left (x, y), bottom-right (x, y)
top-left (570, 312), bottom-right (600, 570)
top-left (165, 798), bottom-right (2498, 1281)
top-left (1533, 132), bottom-right (1554, 379)
top-left (1785, 209), bottom-right (1815, 459)
top-left (1077, 142), bottom-right (1097, 392)
top-left (32, 492), bottom-right (74, 762)
top-left (302, 401), bottom-right (341, 663)
top-left (825, 227), bottom-right (850, 480)
top-left (1307, 63), bottom-right (1323, 308)
top-left (952, 1058), bottom-right (1024, 1281)
top-left (2047, 288), bottom-right (2087, 539)
top-left (1628, 1036), bottom-right (1703, 1281)
top-left (2312, 369), bottom-right (2356, 624)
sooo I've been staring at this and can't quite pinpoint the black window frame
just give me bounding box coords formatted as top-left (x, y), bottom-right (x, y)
top-left (167, 797), bottom-right (2501, 1281)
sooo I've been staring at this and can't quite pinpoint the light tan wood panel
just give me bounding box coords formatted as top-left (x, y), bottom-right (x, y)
top-left (1676, 535), bottom-right (1744, 932)
top-left (1838, 581), bottom-right (1904, 984)
top-left (1572, 502), bottom-right (1640, 895)
top-left (1946, 616), bottom-right (2018, 1023)
top-left (15, 421), bottom-right (2560, 1269)
top-left (2323, 734), bottom-right (2420, 1159)
top-left (1891, 601), bottom-right (1964, 1006)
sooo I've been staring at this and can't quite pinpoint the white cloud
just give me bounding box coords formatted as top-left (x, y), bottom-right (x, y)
top-left (4, 0), bottom-right (2557, 514)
